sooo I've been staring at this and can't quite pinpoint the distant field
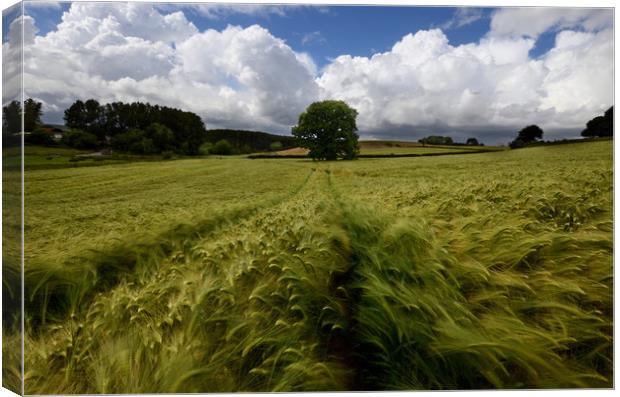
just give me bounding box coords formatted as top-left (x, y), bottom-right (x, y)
top-left (4, 145), bottom-right (206, 170)
top-left (5, 140), bottom-right (612, 393)
top-left (3, 145), bottom-right (85, 168)
top-left (277, 140), bottom-right (504, 156)
top-left (3, 145), bottom-right (127, 169)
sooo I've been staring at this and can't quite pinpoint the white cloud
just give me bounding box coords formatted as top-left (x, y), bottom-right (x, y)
top-left (318, 27), bottom-right (613, 141)
top-left (15, 3), bottom-right (318, 132)
top-left (301, 31), bottom-right (326, 46)
top-left (490, 7), bottom-right (612, 38)
top-left (4, 4), bottom-right (614, 143)
top-left (45, 2), bottom-right (198, 47)
top-left (440, 7), bottom-right (484, 30)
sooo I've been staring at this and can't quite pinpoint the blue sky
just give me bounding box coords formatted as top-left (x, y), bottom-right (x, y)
top-left (14, 3), bottom-right (555, 67)
top-left (2, 3), bottom-right (614, 143)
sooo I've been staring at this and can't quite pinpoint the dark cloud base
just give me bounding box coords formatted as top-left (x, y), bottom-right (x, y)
top-left (359, 123), bottom-right (585, 146)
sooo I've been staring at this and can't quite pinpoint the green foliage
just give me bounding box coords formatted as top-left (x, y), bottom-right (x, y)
top-left (9, 140), bottom-right (612, 393)
top-left (210, 139), bottom-right (234, 155)
top-left (64, 100), bottom-right (207, 155)
top-left (3, 98), bottom-right (44, 145)
top-left (419, 135), bottom-right (454, 145)
top-left (146, 123), bottom-right (175, 152)
top-left (270, 141), bottom-right (283, 151)
top-left (61, 129), bottom-right (98, 150)
top-left (26, 129), bottom-right (56, 146)
top-left (199, 142), bottom-right (213, 155)
top-left (111, 129), bottom-right (146, 153)
top-left (517, 125), bottom-right (543, 143)
top-left (292, 100), bottom-right (359, 160)
top-left (582, 106), bottom-right (613, 137)
top-left (2, 100), bottom-right (21, 135)
top-left (509, 138), bottom-right (525, 149)
top-left (205, 129), bottom-right (296, 153)
top-left (24, 98), bottom-right (43, 132)
top-left (110, 123), bottom-right (178, 154)
top-left (466, 137), bottom-right (480, 146)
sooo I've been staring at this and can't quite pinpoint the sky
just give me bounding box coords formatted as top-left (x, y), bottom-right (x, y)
top-left (2, 1), bottom-right (614, 144)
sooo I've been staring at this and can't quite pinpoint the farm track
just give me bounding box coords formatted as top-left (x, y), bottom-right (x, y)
top-left (24, 167), bottom-right (357, 393)
top-left (25, 169), bottom-right (316, 327)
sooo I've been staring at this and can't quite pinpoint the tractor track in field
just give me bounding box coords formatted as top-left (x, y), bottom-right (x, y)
top-left (26, 168), bottom-right (318, 327)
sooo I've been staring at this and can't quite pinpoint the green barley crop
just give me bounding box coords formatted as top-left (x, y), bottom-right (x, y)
top-left (3, 140), bottom-right (612, 392)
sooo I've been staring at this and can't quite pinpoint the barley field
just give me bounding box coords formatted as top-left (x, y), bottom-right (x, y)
top-left (3, 140), bottom-right (613, 392)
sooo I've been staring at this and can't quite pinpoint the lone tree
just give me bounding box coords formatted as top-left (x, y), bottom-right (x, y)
top-left (517, 125), bottom-right (543, 143)
top-left (582, 106), bottom-right (613, 137)
top-left (292, 100), bottom-right (359, 160)
top-left (24, 98), bottom-right (43, 132)
top-left (510, 124), bottom-right (543, 148)
top-left (466, 137), bottom-right (479, 146)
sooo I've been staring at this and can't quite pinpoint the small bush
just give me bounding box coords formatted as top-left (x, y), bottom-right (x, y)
top-left (270, 141), bottom-right (283, 151)
top-left (61, 129), bottom-right (98, 150)
top-left (199, 142), bottom-right (213, 155)
top-left (25, 129), bottom-right (55, 146)
top-left (111, 129), bottom-right (145, 153)
top-left (509, 139), bottom-right (525, 149)
top-left (210, 139), bottom-right (233, 155)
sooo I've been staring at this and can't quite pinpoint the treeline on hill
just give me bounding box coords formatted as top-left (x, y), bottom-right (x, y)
top-left (2, 99), bottom-right (44, 146)
top-left (3, 98), bottom-right (296, 156)
top-left (418, 135), bottom-right (484, 146)
top-left (509, 106), bottom-right (613, 149)
top-left (203, 129), bottom-right (296, 155)
top-left (63, 99), bottom-right (207, 155)
top-left (582, 106), bottom-right (613, 138)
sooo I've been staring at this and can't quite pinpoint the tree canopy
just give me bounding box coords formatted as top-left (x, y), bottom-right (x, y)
top-left (517, 125), bottom-right (543, 143)
top-left (292, 100), bottom-right (359, 160)
top-left (24, 98), bottom-right (43, 132)
top-left (64, 99), bottom-right (207, 154)
top-left (2, 98), bottom-right (43, 134)
top-left (2, 100), bottom-right (21, 135)
top-left (419, 136), bottom-right (454, 145)
top-left (466, 138), bottom-right (479, 146)
top-left (508, 125), bottom-right (543, 149)
top-left (582, 106), bottom-right (613, 137)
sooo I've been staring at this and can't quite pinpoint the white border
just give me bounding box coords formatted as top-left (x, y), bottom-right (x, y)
top-left (0, 1), bottom-right (616, 397)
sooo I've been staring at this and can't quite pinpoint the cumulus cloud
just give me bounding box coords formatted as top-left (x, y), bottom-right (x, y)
top-left (318, 27), bottom-right (612, 142)
top-left (14, 2), bottom-right (318, 132)
top-left (4, 4), bottom-right (614, 143)
top-left (490, 7), bottom-right (613, 38)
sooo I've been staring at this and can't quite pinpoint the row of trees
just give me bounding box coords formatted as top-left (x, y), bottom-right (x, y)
top-left (2, 98), bottom-right (44, 136)
top-left (418, 136), bottom-right (483, 146)
top-left (64, 100), bottom-right (207, 154)
top-left (510, 106), bottom-right (613, 149)
top-left (7, 97), bottom-right (611, 158)
top-left (582, 107), bottom-right (613, 138)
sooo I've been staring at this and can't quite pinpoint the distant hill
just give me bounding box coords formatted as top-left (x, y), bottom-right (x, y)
top-left (205, 129), bottom-right (296, 152)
